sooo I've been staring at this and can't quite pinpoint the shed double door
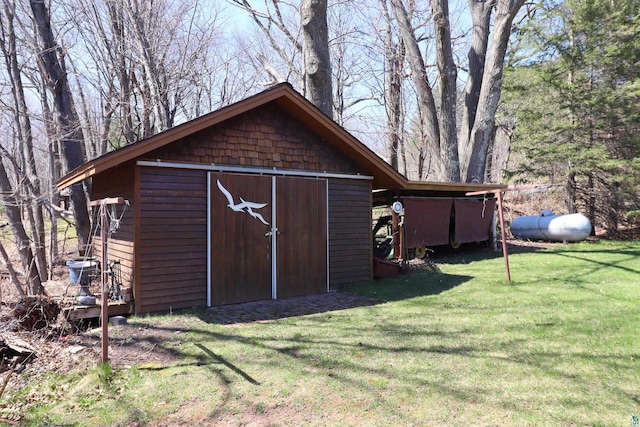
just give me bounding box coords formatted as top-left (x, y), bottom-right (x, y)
top-left (209, 172), bottom-right (327, 305)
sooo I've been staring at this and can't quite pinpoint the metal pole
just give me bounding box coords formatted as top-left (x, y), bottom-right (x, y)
top-left (100, 202), bottom-right (109, 363)
top-left (392, 211), bottom-right (400, 260)
top-left (89, 197), bottom-right (125, 364)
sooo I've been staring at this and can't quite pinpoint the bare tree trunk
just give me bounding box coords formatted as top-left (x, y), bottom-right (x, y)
top-left (105, 1), bottom-right (136, 144)
top-left (48, 198), bottom-right (59, 279)
top-left (400, 134), bottom-right (408, 177)
top-left (0, 163), bottom-right (43, 295)
top-left (39, 74), bottom-right (61, 277)
top-left (123, 0), bottom-right (171, 134)
top-left (0, 1), bottom-right (48, 281)
top-left (381, 0), bottom-right (405, 171)
top-left (587, 173), bottom-right (598, 235)
top-left (301, 0), bottom-right (333, 118)
top-left (464, 0), bottom-right (525, 183)
top-left (48, 134), bottom-right (59, 279)
top-left (390, 0), bottom-right (443, 179)
top-left (459, 0), bottom-right (494, 178)
top-left (565, 171), bottom-right (576, 213)
top-left (232, 0), bottom-right (304, 88)
top-left (0, 236), bottom-right (26, 297)
top-left (385, 53), bottom-right (403, 170)
top-left (604, 179), bottom-right (618, 237)
top-left (483, 125), bottom-right (498, 182)
top-left (70, 63), bottom-right (99, 160)
top-left (417, 146), bottom-right (426, 180)
top-left (333, 38), bottom-right (346, 125)
top-left (431, 0), bottom-right (460, 181)
top-left (30, 0), bottom-right (91, 251)
top-left (489, 123), bottom-right (512, 182)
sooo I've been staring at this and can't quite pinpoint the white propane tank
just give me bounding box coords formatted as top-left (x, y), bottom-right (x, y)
top-left (510, 211), bottom-right (592, 242)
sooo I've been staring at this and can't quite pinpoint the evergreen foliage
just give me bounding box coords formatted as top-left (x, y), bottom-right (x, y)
top-left (503, 0), bottom-right (640, 234)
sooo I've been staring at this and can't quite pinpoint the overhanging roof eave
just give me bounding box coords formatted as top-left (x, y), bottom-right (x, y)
top-left (57, 83), bottom-right (407, 191)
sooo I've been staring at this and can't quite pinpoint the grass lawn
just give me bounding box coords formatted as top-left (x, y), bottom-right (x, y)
top-left (7, 240), bottom-right (640, 426)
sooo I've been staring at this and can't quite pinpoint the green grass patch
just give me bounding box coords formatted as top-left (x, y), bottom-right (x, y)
top-left (8, 240), bottom-right (640, 426)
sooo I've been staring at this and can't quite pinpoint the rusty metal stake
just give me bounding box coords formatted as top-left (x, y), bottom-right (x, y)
top-left (89, 197), bottom-right (125, 363)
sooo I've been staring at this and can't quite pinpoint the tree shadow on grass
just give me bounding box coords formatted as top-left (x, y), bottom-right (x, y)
top-left (343, 267), bottom-right (473, 303)
top-left (195, 343), bottom-right (260, 385)
top-left (199, 292), bottom-right (381, 325)
top-left (551, 246), bottom-right (640, 275)
top-left (131, 243), bottom-right (552, 328)
top-left (196, 265), bottom-right (474, 325)
top-left (427, 239), bottom-right (555, 265)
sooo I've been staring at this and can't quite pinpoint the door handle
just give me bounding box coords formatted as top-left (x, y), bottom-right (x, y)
top-left (265, 228), bottom-right (279, 237)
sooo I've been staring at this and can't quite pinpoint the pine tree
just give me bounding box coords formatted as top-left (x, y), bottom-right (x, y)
top-left (503, 0), bottom-right (640, 234)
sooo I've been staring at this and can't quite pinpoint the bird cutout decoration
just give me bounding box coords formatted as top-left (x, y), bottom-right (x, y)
top-left (217, 179), bottom-right (269, 225)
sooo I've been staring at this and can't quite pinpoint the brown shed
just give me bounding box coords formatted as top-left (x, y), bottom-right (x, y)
top-left (58, 83), bottom-right (405, 313)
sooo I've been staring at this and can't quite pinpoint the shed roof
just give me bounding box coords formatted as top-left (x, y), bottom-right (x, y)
top-left (372, 180), bottom-right (508, 206)
top-left (57, 83), bottom-right (508, 194)
top-left (57, 83), bottom-right (406, 190)
top-left (403, 180), bottom-right (506, 193)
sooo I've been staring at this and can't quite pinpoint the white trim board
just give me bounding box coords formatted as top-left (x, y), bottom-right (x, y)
top-left (325, 179), bottom-right (330, 293)
top-left (271, 175), bottom-right (277, 300)
top-left (137, 160), bottom-right (374, 181)
top-left (206, 173), bottom-right (212, 307)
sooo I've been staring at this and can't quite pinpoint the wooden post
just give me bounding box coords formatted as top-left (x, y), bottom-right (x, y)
top-left (465, 189), bottom-right (511, 283)
top-left (465, 185), bottom-right (545, 283)
top-left (392, 211), bottom-right (400, 260)
top-left (496, 192), bottom-right (510, 282)
top-left (400, 222), bottom-right (406, 269)
top-left (89, 197), bottom-right (125, 363)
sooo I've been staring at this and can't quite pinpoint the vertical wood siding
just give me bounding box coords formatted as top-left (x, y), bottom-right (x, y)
top-left (91, 162), bottom-right (135, 292)
top-left (276, 176), bottom-right (328, 298)
top-left (138, 166), bottom-right (208, 313)
top-left (328, 179), bottom-right (372, 288)
top-left (210, 173), bottom-right (273, 305)
top-left (91, 105), bottom-right (376, 312)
